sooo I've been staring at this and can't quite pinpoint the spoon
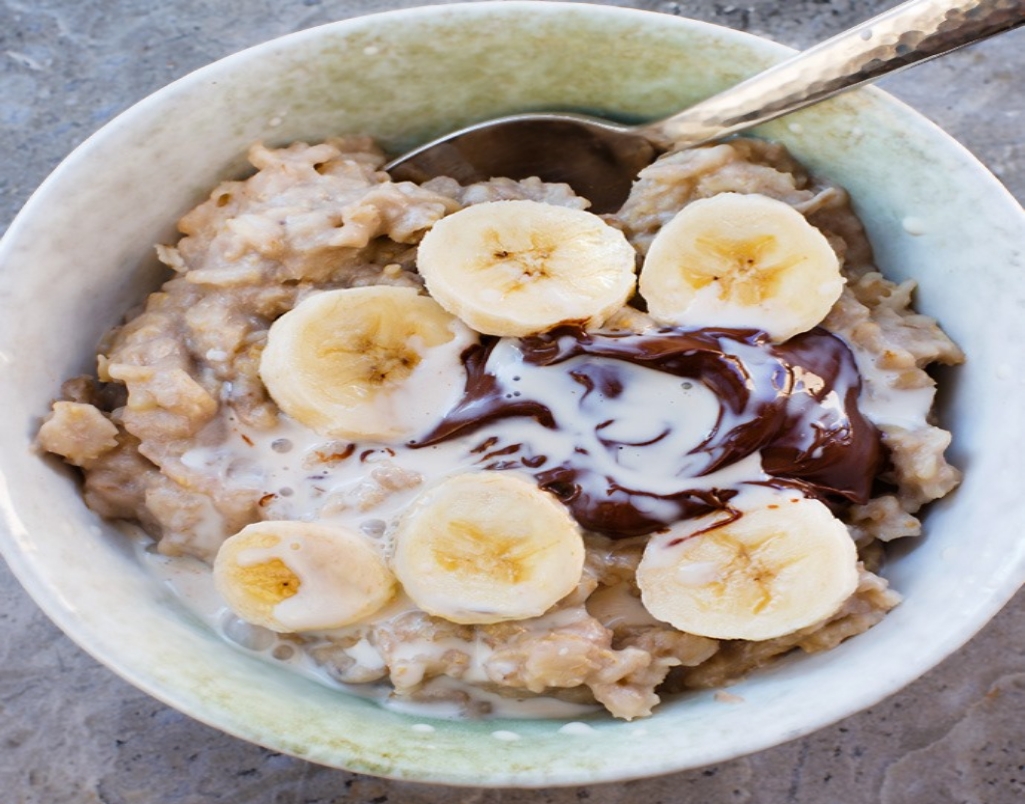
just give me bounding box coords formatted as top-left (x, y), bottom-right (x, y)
top-left (386, 0), bottom-right (1025, 213)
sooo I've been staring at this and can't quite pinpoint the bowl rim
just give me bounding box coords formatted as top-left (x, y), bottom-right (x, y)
top-left (3, 0), bottom-right (1025, 787)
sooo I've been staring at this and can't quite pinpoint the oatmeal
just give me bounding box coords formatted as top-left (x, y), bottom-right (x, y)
top-left (38, 135), bottom-right (962, 720)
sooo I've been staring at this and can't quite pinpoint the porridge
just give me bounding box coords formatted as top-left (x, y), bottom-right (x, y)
top-left (38, 135), bottom-right (962, 720)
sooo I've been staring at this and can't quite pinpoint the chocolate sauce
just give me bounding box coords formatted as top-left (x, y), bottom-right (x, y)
top-left (414, 325), bottom-right (883, 537)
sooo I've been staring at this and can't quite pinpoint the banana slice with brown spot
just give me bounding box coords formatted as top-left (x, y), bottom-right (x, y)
top-left (637, 485), bottom-right (859, 641)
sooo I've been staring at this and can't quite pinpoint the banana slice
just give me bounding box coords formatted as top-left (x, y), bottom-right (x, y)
top-left (392, 471), bottom-right (585, 624)
top-left (214, 520), bottom-right (397, 633)
top-left (259, 285), bottom-right (476, 441)
top-left (636, 485), bottom-right (858, 641)
top-left (415, 199), bottom-right (637, 336)
top-left (638, 192), bottom-right (844, 342)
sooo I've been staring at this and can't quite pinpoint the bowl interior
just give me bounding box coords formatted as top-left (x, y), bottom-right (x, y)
top-left (2, 1), bottom-right (1025, 787)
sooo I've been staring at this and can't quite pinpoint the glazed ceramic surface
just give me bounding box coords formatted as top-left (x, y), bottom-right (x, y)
top-left (1, 1), bottom-right (1023, 787)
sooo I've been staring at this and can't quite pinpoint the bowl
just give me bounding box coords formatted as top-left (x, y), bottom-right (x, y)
top-left (2, 0), bottom-right (1024, 787)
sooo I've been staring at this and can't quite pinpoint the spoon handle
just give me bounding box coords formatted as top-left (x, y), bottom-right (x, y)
top-left (649, 0), bottom-right (1025, 146)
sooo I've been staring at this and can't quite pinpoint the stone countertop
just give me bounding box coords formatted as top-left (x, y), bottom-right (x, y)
top-left (2, 1), bottom-right (1023, 801)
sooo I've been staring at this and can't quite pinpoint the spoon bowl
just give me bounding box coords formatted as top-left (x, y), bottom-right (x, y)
top-left (388, 113), bottom-right (657, 213)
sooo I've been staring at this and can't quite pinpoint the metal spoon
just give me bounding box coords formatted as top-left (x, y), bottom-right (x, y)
top-left (386, 0), bottom-right (1025, 213)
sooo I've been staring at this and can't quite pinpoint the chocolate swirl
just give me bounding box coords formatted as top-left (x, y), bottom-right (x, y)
top-left (415, 325), bottom-right (883, 537)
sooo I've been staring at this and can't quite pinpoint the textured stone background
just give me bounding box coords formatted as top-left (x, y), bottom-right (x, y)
top-left (2, 1), bottom-right (1024, 802)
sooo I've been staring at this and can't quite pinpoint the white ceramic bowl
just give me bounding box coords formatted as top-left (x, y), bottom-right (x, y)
top-left (2, 1), bottom-right (1024, 787)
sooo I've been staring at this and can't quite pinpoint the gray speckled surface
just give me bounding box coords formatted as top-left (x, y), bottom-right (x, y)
top-left (2, 1), bottom-right (1024, 801)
